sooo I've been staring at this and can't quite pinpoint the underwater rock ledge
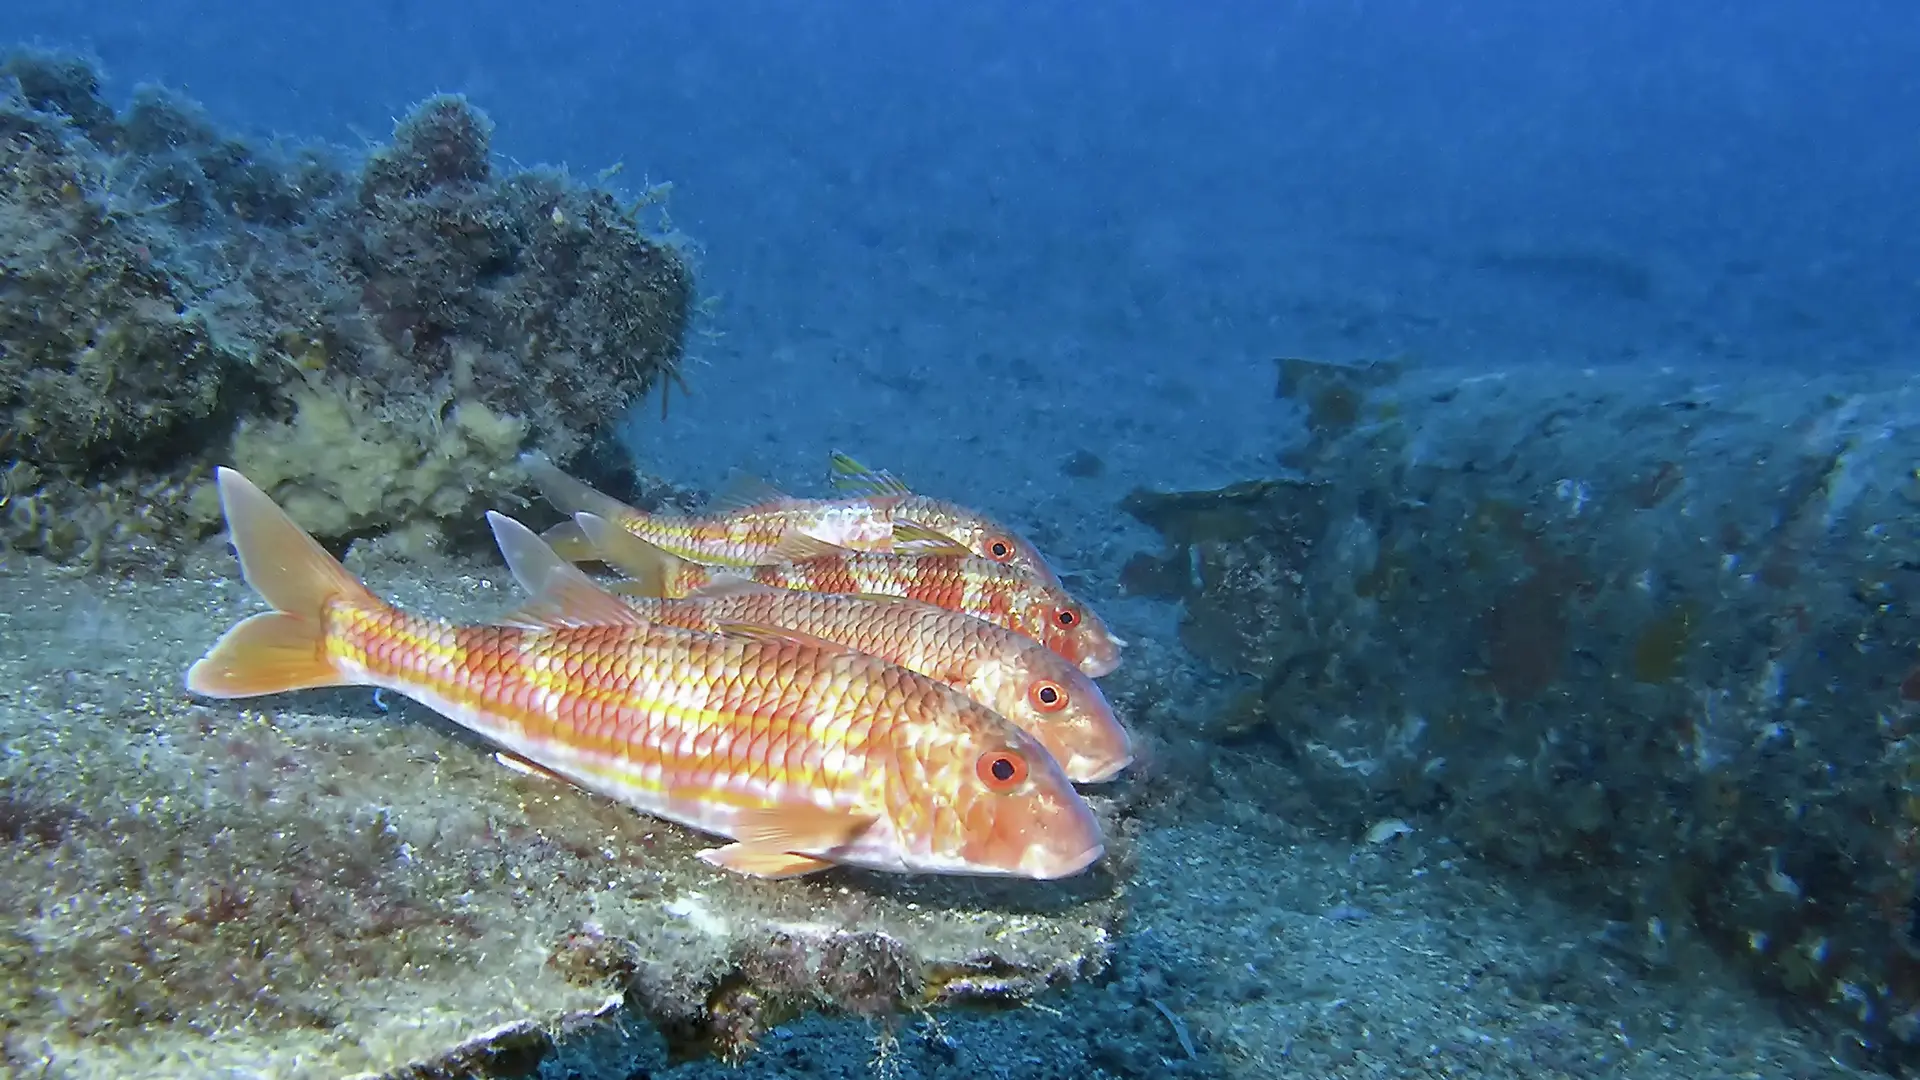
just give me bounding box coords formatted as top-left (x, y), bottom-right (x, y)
top-left (0, 46), bottom-right (693, 569)
top-left (0, 555), bottom-right (1128, 1079)
top-left (1125, 357), bottom-right (1920, 1069)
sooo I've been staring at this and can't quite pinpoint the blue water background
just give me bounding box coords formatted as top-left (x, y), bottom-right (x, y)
top-left (10, 0), bottom-right (1917, 498)
top-left (7, 1), bottom-right (1920, 1074)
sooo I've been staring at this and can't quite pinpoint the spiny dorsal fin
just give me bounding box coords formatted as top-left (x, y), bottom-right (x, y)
top-left (486, 511), bottom-right (647, 629)
top-left (888, 521), bottom-right (972, 557)
top-left (713, 620), bottom-right (856, 655)
top-left (705, 473), bottom-right (792, 516)
top-left (827, 450), bottom-right (912, 497)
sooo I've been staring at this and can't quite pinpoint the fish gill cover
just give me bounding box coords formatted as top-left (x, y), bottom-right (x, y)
top-left (0, 47), bottom-right (691, 570)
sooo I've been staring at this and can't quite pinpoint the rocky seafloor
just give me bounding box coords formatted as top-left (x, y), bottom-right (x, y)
top-left (0, 523), bottom-right (1890, 1079)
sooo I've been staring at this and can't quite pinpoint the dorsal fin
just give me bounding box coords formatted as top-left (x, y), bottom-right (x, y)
top-left (827, 450), bottom-right (913, 497)
top-left (888, 521), bottom-right (972, 557)
top-left (712, 621), bottom-right (857, 655)
top-left (486, 511), bottom-right (647, 629)
top-left (705, 473), bottom-right (792, 515)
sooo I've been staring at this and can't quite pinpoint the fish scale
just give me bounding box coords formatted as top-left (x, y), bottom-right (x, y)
top-left (521, 450), bottom-right (1065, 588)
top-left (574, 585), bottom-right (1131, 783)
top-left (185, 468), bottom-right (1104, 880)
top-left (631, 547), bottom-right (1122, 679)
top-left (634, 498), bottom-right (899, 566)
top-left (330, 608), bottom-right (882, 828)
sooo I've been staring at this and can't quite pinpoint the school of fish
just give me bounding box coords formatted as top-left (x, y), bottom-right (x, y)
top-left (186, 452), bottom-right (1131, 883)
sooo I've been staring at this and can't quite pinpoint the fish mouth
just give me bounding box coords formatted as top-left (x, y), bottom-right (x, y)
top-left (1072, 755), bottom-right (1133, 785)
top-left (1078, 654), bottom-right (1121, 678)
top-left (1022, 839), bottom-right (1105, 880)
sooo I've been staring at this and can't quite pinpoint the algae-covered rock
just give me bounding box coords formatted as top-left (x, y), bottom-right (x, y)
top-left (1127, 358), bottom-right (1920, 1063)
top-left (0, 555), bottom-right (1124, 1079)
top-left (0, 48), bottom-right (693, 566)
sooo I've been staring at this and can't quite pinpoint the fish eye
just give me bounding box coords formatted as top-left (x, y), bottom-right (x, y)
top-left (1054, 606), bottom-right (1079, 628)
top-left (1028, 679), bottom-right (1068, 713)
top-left (986, 537), bottom-right (1014, 561)
top-left (975, 749), bottom-right (1030, 792)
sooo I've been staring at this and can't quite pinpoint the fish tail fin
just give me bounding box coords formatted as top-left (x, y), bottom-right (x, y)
top-left (185, 468), bottom-right (379, 699)
top-left (520, 451), bottom-right (646, 523)
top-left (538, 519), bottom-right (602, 563)
top-left (574, 512), bottom-right (682, 598)
top-left (486, 511), bottom-right (648, 628)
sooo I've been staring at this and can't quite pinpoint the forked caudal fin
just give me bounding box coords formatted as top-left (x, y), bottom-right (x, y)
top-left (519, 450), bottom-right (649, 525)
top-left (184, 468), bottom-right (381, 699)
top-left (572, 511), bottom-right (688, 598)
top-left (485, 511), bottom-right (649, 629)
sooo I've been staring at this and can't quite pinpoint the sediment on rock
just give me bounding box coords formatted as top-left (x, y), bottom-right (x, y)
top-left (0, 47), bottom-right (693, 568)
top-left (1125, 357), bottom-right (1920, 1067)
top-left (0, 557), bottom-right (1128, 1079)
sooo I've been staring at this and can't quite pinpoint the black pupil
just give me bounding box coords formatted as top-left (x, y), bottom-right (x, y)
top-left (990, 756), bottom-right (1016, 781)
top-left (1057, 610), bottom-right (1076, 626)
top-left (1038, 686), bottom-right (1058, 704)
top-left (992, 542), bottom-right (1009, 557)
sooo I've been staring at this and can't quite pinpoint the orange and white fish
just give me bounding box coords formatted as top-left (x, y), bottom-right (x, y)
top-left (573, 512), bottom-right (1127, 679)
top-left (184, 468), bottom-right (1104, 880)
top-left (522, 450), bottom-right (1063, 589)
top-left (493, 537), bottom-right (1131, 782)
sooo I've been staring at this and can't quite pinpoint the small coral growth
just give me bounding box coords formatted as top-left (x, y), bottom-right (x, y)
top-left (206, 372), bottom-right (530, 543)
top-left (0, 47), bottom-right (694, 567)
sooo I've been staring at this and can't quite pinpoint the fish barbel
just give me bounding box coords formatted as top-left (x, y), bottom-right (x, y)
top-left (522, 450), bottom-right (1063, 588)
top-left (573, 512), bottom-right (1127, 679)
top-left (184, 469), bottom-right (1104, 880)
top-left (494, 530), bottom-right (1131, 782)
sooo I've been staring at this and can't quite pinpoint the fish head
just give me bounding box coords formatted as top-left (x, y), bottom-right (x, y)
top-left (908, 501), bottom-right (1064, 589)
top-left (953, 521), bottom-right (1062, 590)
top-left (1026, 588), bottom-right (1126, 678)
top-left (886, 695), bottom-right (1105, 879)
top-left (974, 644), bottom-right (1133, 784)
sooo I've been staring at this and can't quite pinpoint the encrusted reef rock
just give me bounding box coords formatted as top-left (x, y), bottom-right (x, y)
top-left (0, 48), bottom-right (693, 567)
top-left (0, 558), bottom-right (1126, 1079)
top-left (1126, 356), bottom-right (1920, 1066)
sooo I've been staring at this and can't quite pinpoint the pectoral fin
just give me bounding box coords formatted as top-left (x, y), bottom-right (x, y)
top-left (888, 521), bottom-right (972, 556)
top-left (698, 847), bottom-right (837, 879)
top-left (696, 804), bottom-right (874, 878)
top-left (713, 621), bottom-right (858, 655)
top-left (767, 531), bottom-right (856, 562)
top-left (731, 804), bottom-right (875, 850)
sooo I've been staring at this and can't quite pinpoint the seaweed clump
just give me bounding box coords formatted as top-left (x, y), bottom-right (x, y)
top-left (0, 47), bottom-right (694, 567)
